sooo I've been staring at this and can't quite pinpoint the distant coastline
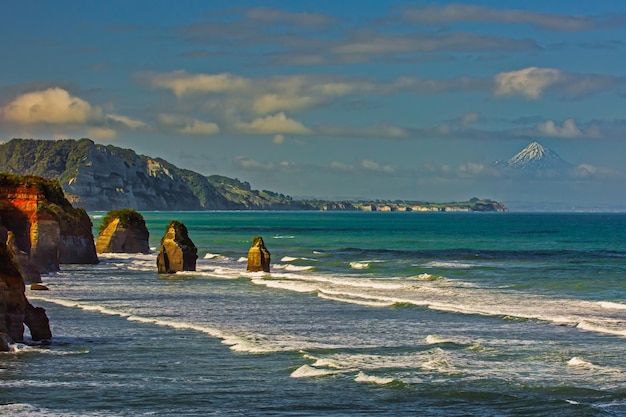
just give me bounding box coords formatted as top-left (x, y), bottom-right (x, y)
top-left (0, 138), bottom-right (507, 212)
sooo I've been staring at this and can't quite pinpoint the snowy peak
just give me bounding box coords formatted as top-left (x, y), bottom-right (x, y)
top-left (498, 141), bottom-right (571, 171)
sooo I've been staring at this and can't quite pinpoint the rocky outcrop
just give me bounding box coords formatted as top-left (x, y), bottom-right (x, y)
top-left (24, 299), bottom-right (52, 341)
top-left (0, 174), bottom-right (98, 283)
top-left (0, 239), bottom-right (51, 350)
top-left (96, 209), bottom-right (150, 254)
top-left (247, 236), bottom-right (271, 273)
top-left (157, 221), bottom-right (197, 273)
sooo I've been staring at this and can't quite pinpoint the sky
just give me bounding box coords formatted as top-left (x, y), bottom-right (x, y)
top-left (1, 1), bottom-right (626, 210)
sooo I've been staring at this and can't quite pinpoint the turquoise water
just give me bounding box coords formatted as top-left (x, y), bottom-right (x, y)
top-left (2, 212), bottom-right (626, 416)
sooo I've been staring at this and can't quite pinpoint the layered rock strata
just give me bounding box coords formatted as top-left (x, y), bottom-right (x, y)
top-left (157, 221), bottom-right (197, 273)
top-left (0, 174), bottom-right (98, 283)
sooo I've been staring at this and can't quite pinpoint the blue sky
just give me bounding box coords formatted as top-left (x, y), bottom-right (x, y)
top-left (1, 1), bottom-right (626, 209)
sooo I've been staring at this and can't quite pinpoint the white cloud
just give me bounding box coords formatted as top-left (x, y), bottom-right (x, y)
top-left (327, 160), bottom-right (396, 175)
top-left (252, 94), bottom-right (319, 115)
top-left (158, 113), bottom-right (220, 135)
top-left (536, 119), bottom-right (582, 138)
top-left (234, 156), bottom-right (275, 171)
top-left (402, 4), bottom-right (600, 32)
top-left (107, 114), bottom-right (148, 130)
top-left (236, 112), bottom-right (311, 135)
top-left (360, 159), bottom-right (396, 174)
top-left (0, 87), bottom-right (103, 124)
top-left (494, 67), bottom-right (563, 99)
top-left (145, 70), bottom-right (250, 97)
top-left (570, 164), bottom-right (623, 179)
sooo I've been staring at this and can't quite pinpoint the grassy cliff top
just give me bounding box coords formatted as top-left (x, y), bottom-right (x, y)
top-left (98, 208), bottom-right (147, 235)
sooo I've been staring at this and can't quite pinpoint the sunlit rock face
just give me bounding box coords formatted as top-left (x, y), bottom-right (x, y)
top-left (157, 221), bottom-right (197, 274)
top-left (0, 175), bottom-right (98, 284)
top-left (247, 236), bottom-right (271, 273)
top-left (96, 210), bottom-right (150, 254)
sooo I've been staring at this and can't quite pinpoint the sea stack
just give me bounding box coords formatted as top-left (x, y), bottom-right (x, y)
top-left (0, 239), bottom-right (51, 350)
top-left (157, 221), bottom-right (197, 273)
top-left (247, 236), bottom-right (271, 273)
top-left (96, 209), bottom-right (150, 254)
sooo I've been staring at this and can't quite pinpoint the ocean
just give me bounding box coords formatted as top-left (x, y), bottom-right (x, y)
top-left (2, 211), bottom-right (626, 416)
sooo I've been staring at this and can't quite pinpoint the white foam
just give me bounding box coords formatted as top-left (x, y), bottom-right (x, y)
top-left (0, 403), bottom-right (110, 416)
top-left (349, 262), bottom-right (369, 269)
top-left (354, 371), bottom-right (395, 385)
top-left (290, 364), bottom-right (336, 378)
top-left (598, 301), bottom-right (626, 310)
top-left (237, 257), bottom-right (248, 263)
top-left (310, 358), bottom-right (342, 369)
top-left (425, 261), bottom-right (473, 269)
top-left (251, 278), bottom-right (318, 293)
top-left (203, 253), bottom-right (223, 259)
top-left (284, 264), bottom-right (314, 272)
top-left (425, 335), bottom-right (453, 345)
top-left (318, 291), bottom-right (396, 307)
top-left (273, 263), bottom-right (314, 271)
top-left (576, 319), bottom-right (626, 337)
top-left (567, 357), bottom-right (593, 368)
top-left (281, 256), bottom-right (308, 262)
top-left (272, 235), bottom-right (295, 239)
top-left (29, 296), bottom-right (288, 354)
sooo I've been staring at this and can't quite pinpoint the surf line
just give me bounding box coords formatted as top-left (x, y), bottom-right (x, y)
top-left (27, 295), bottom-right (286, 354)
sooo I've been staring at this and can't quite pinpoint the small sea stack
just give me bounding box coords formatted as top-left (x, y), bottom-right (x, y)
top-left (247, 236), bottom-right (271, 273)
top-left (0, 239), bottom-right (51, 350)
top-left (96, 209), bottom-right (150, 254)
top-left (157, 221), bottom-right (197, 274)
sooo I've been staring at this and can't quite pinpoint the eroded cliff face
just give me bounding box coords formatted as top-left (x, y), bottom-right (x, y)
top-left (0, 239), bottom-right (51, 348)
top-left (64, 142), bottom-right (202, 211)
top-left (0, 175), bottom-right (98, 282)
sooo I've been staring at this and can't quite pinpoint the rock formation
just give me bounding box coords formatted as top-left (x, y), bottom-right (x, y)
top-left (0, 239), bottom-right (51, 350)
top-left (0, 174), bottom-right (98, 283)
top-left (247, 236), bottom-right (271, 273)
top-left (96, 209), bottom-right (150, 254)
top-left (157, 221), bottom-right (197, 273)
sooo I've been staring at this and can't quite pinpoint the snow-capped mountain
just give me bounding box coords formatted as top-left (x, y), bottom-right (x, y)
top-left (495, 142), bottom-right (572, 173)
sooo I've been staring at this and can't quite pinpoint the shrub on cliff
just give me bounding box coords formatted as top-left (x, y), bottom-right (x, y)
top-left (98, 209), bottom-right (147, 235)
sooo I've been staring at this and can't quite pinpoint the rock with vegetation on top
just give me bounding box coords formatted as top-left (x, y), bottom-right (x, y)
top-left (0, 173), bottom-right (98, 283)
top-left (247, 236), bottom-right (271, 273)
top-left (96, 209), bottom-right (150, 254)
top-left (157, 221), bottom-right (197, 274)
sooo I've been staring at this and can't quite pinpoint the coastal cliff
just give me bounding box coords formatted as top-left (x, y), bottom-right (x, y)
top-left (0, 174), bottom-right (98, 282)
top-left (0, 138), bottom-right (301, 211)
